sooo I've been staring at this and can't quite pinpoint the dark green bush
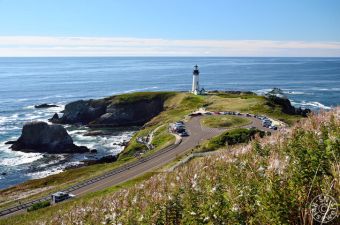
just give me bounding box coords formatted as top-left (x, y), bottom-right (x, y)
top-left (201, 128), bottom-right (265, 152)
top-left (27, 201), bottom-right (50, 212)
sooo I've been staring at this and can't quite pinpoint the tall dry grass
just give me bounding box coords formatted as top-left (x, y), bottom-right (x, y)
top-left (28, 108), bottom-right (340, 225)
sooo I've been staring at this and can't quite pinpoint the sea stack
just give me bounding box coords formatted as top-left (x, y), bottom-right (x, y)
top-left (10, 121), bottom-right (89, 154)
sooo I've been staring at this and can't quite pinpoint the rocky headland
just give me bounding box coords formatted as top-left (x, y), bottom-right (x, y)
top-left (9, 91), bottom-right (309, 155)
top-left (49, 92), bottom-right (174, 127)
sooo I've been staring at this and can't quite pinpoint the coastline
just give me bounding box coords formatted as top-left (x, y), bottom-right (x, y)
top-left (0, 89), bottom-right (314, 212)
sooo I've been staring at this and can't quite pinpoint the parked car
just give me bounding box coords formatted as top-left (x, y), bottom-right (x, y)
top-left (51, 192), bottom-right (74, 204)
top-left (189, 112), bottom-right (202, 117)
top-left (246, 113), bottom-right (252, 117)
top-left (179, 131), bottom-right (189, 137)
top-left (204, 112), bottom-right (212, 115)
top-left (269, 125), bottom-right (277, 130)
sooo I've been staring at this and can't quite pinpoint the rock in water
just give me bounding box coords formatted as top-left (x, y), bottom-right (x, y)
top-left (34, 103), bottom-right (59, 108)
top-left (48, 113), bottom-right (60, 123)
top-left (11, 121), bottom-right (89, 153)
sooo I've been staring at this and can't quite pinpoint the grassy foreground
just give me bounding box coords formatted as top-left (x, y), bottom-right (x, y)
top-left (3, 109), bottom-right (338, 224)
top-left (0, 91), bottom-right (303, 212)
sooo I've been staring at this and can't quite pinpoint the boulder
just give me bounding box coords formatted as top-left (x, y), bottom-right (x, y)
top-left (35, 103), bottom-right (59, 109)
top-left (10, 121), bottom-right (89, 154)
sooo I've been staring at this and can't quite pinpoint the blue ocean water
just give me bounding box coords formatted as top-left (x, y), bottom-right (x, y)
top-left (0, 57), bottom-right (339, 189)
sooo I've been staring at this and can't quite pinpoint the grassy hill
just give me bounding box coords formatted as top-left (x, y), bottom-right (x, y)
top-left (2, 108), bottom-right (338, 224)
top-left (0, 91), bottom-right (307, 219)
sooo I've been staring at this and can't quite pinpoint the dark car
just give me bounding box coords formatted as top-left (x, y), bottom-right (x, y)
top-left (189, 113), bottom-right (202, 117)
top-left (179, 131), bottom-right (189, 137)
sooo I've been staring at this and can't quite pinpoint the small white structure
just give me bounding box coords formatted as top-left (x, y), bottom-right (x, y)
top-left (191, 65), bottom-right (200, 95)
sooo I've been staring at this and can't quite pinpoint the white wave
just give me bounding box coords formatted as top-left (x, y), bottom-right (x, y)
top-left (287, 91), bottom-right (305, 95)
top-left (0, 151), bottom-right (43, 166)
top-left (310, 87), bottom-right (340, 92)
top-left (254, 88), bottom-right (273, 95)
top-left (0, 113), bottom-right (20, 124)
top-left (294, 101), bottom-right (332, 110)
top-left (15, 98), bottom-right (29, 102)
top-left (23, 105), bottom-right (35, 109)
top-left (121, 86), bottom-right (159, 94)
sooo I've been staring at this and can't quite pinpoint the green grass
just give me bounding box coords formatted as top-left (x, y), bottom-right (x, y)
top-left (195, 128), bottom-right (266, 153)
top-left (119, 93), bottom-right (205, 159)
top-left (0, 172), bottom-right (158, 225)
top-left (12, 109), bottom-right (338, 225)
top-left (0, 157), bottom-right (135, 210)
top-left (204, 93), bottom-right (301, 125)
top-left (201, 115), bottom-right (251, 128)
top-left (98, 91), bottom-right (176, 105)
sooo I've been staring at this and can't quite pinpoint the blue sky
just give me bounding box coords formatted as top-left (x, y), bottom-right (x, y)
top-left (0, 0), bottom-right (339, 56)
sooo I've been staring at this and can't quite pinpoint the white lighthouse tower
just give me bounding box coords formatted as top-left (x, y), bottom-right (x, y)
top-left (192, 65), bottom-right (200, 95)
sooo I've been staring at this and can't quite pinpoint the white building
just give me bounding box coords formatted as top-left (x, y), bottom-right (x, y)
top-left (191, 65), bottom-right (202, 95)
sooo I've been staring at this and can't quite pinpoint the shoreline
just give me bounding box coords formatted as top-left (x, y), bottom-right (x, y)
top-left (1, 89), bottom-right (314, 191)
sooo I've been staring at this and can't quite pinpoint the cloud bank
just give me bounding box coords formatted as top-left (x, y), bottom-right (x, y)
top-left (0, 36), bottom-right (340, 57)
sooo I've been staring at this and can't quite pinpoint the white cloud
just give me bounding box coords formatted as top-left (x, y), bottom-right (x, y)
top-left (0, 36), bottom-right (340, 56)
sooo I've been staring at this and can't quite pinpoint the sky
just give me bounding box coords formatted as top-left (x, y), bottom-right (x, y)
top-left (0, 0), bottom-right (339, 56)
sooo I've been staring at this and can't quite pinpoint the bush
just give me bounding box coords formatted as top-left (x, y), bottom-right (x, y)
top-left (200, 128), bottom-right (265, 152)
top-left (27, 201), bottom-right (50, 212)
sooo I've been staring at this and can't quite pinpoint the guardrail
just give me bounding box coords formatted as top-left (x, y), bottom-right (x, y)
top-left (0, 140), bottom-right (181, 217)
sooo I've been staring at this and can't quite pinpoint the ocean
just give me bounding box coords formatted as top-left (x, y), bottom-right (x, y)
top-left (0, 57), bottom-right (339, 189)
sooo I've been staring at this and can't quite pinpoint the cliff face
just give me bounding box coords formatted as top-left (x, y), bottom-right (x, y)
top-left (266, 95), bottom-right (311, 117)
top-left (50, 92), bottom-right (173, 127)
top-left (90, 98), bottom-right (164, 127)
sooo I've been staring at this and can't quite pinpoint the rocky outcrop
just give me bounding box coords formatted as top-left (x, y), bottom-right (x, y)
top-left (52, 100), bottom-right (106, 124)
top-left (10, 121), bottom-right (89, 154)
top-left (90, 98), bottom-right (164, 127)
top-left (266, 96), bottom-right (311, 117)
top-left (50, 93), bottom-right (169, 127)
top-left (34, 104), bottom-right (59, 109)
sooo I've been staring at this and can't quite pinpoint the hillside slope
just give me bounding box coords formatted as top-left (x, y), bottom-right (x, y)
top-left (3, 108), bottom-right (338, 225)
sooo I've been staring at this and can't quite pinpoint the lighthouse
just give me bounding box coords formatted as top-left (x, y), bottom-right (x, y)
top-left (192, 65), bottom-right (200, 95)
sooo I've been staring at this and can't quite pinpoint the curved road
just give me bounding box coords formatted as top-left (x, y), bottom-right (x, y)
top-left (0, 114), bottom-right (275, 218)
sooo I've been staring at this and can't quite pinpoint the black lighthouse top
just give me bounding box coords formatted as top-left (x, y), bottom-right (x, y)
top-left (193, 65), bottom-right (199, 75)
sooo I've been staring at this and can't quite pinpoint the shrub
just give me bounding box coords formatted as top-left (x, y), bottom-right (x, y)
top-left (27, 201), bottom-right (50, 212)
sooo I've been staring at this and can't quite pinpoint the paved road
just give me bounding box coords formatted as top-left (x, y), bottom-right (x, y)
top-left (0, 114), bottom-right (275, 218)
